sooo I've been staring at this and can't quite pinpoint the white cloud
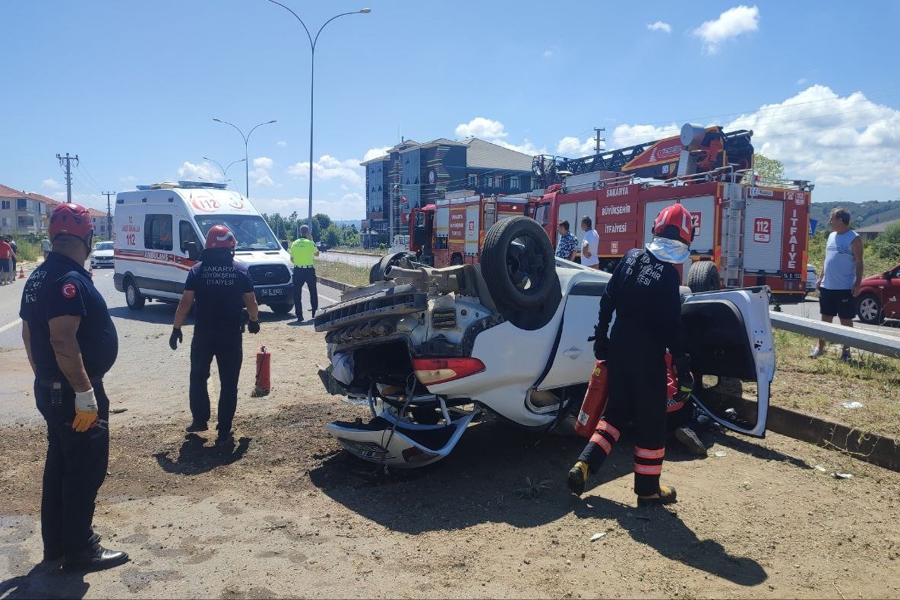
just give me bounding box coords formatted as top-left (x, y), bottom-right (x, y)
top-left (725, 85), bottom-right (900, 187)
top-left (557, 136), bottom-right (599, 156)
top-left (797, 77), bottom-right (808, 86)
top-left (543, 50), bottom-right (553, 58)
top-left (287, 154), bottom-right (363, 186)
top-left (119, 175), bottom-right (137, 184)
top-left (692, 5), bottom-right (759, 54)
top-left (251, 156), bottom-right (274, 188)
top-left (363, 146), bottom-right (391, 162)
top-left (177, 161), bottom-right (221, 183)
top-left (647, 21), bottom-right (672, 33)
top-left (455, 117), bottom-right (509, 140)
top-left (42, 178), bottom-right (61, 189)
top-left (610, 123), bottom-right (681, 148)
top-left (277, 140), bottom-right (287, 147)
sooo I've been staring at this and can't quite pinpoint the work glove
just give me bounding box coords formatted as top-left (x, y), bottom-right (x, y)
top-left (588, 325), bottom-right (609, 361)
top-left (674, 354), bottom-right (694, 402)
top-left (169, 327), bottom-right (182, 350)
top-left (248, 320), bottom-right (260, 334)
top-left (72, 389), bottom-right (98, 432)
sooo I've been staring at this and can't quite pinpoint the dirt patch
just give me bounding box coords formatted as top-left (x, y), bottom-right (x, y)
top-left (3, 300), bottom-right (900, 598)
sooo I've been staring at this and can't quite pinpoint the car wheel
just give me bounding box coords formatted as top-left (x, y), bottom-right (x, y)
top-left (688, 261), bottom-right (721, 293)
top-left (856, 293), bottom-right (884, 324)
top-left (124, 277), bottom-right (145, 311)
top-left (369, 252), bottom-right (416, 283)
top-left (270, 302), bottom-right (293, 315)
top-left (481, 216), bottom-right (558, 310)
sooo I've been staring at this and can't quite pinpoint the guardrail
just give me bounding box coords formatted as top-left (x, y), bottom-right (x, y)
top-left (769, 312), bottom-right (900, 359)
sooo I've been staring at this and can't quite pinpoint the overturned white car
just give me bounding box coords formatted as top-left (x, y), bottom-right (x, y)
top-left (315, 216), bottom-right (775, 468)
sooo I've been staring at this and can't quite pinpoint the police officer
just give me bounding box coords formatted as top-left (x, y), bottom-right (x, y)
top-left (19, 203), bottom-right (128, 571)
top-left (170, 225), bottom-right (260, 444)
top-left (290, 223), bottom-right (319, 323)
top-left (567, 202), bottom-right (695, 506)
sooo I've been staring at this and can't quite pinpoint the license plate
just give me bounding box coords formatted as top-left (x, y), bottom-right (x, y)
top-left (261, 288), bottom-right (283, 297)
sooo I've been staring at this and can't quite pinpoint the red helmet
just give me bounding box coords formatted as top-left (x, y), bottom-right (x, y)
top-left (652, 203), bottom-right (694, 246)
top-left (49, 203), bottom-right (94, 242)
top-left (205, 224), bottom-right (236, 249)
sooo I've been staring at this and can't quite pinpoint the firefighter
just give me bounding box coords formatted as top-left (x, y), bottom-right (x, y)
top-left (567, 202), bottom-right (695, 506)
top-left (19, 203), bottom-right (128, 571)
top-left (170, 225), bottom-right (260, 444)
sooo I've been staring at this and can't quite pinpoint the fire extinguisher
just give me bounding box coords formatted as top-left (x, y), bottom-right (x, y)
top-left (575, 360), bottom-right (609, 439)
top-left (254, 345), bottom-right (271, 397)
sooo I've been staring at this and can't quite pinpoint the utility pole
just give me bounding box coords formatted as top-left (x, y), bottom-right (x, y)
top-left (594, 128), bottom-right (606, 155)
top-left (56, 153), bottom-right (79, 203)
top-left (102, 191), bottom-right (116, 240)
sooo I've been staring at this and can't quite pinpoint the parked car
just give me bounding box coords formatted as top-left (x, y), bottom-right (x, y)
top-left (856, 262), bottom-right (900, 324)
top-left (805, 263), bottom-right (818, 297)
top-left (314, 216), bottom-right (776, 469)
top-left (91, 241), bottom-right (115, 269)
top-left (316, 241), bottom-right (329, 252)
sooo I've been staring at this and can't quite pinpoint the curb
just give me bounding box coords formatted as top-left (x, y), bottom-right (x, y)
top-left (315, 276), bottom-right (900, 474)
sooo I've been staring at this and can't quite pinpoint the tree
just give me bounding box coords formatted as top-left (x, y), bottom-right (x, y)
top-left (323, 224), bottom-right (341, 248)
top-left (750, 153), bottom-right (785, 185)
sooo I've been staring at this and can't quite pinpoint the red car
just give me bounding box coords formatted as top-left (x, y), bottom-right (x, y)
top-left (856, 263), bottom-right (900, 324)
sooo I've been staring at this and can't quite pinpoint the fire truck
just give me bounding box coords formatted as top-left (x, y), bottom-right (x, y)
top-left (408, 190), bottom-right (532, 268)
top-left (530, 124), bottom-right (813, 301)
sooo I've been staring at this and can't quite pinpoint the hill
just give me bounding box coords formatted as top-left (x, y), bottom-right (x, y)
top-left (809, 199), bottom-right (900, 233)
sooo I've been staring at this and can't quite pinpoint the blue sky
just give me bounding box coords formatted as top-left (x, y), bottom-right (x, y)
top-left (2, 1), bottom-right (899, 220)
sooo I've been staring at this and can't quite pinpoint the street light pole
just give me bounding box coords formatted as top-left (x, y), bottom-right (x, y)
top-left (202, 156), bottom-right (247, 188)
top-left (266, 1), bottom-right (371, 226)
top-left (212, 118), bottom-right (276, 198)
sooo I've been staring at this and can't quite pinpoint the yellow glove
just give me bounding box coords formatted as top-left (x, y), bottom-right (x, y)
top-left (72, 389), bottom-right (98, 432)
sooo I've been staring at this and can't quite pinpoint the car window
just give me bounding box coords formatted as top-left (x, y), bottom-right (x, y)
top-left (95, 242), bottom-right (114, 251)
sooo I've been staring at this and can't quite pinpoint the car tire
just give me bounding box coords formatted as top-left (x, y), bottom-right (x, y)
top-left (688, 261), bottom-right (721, 293)
top-left (481, 216), bottom-right (557, 310)
top-left (856, 293), bottom-right (884, 324)
top-left (271, 302), bottom-right (293, 315)
top-left (369, 252), bottom-right (416, 283)
top-left (124, 277), bottom-right (145, 311)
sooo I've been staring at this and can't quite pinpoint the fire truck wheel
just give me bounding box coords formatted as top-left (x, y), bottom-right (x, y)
top-left (482, 216), bottom-right (558, 310)
top-left (370, 252), bottom-right (416, 283)
top-left (688, 261), bottom-right (721, 293)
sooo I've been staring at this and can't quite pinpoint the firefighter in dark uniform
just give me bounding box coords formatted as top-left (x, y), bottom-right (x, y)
top-left (170, 225), bottom-right (260, 444)
top-left (19, 203), bottom-right (129, 571)
top-left (567, 203), bottom-right (695, 506)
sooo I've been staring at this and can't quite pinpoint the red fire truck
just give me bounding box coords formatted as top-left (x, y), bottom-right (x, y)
top-left (530, 124), bottom-right (813, 301)
top-left (408, 191), bottom-right (531, 268)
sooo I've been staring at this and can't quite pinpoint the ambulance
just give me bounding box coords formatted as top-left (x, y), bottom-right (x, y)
top-left (113, 181), bottom-right (294, 314)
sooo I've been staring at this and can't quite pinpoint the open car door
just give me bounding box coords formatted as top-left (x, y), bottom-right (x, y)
top-left (681, 286), bottom-right (775, 437)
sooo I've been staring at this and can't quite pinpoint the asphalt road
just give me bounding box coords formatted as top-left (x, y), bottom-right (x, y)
top-left (778, 294), bottom-right (900, 338)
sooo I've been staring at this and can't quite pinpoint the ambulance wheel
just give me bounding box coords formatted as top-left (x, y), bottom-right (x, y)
top-left (688, 261), bottom-right (720, 293)
top-left (124, 277), bottom-right (145, 311)
top-left (482, 216), bottom-right (558, 310)
top-left (271, 302), bottom-right (293, 315)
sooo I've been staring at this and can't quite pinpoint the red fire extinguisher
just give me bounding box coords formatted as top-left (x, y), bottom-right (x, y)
top-left (575, 360), bottom-right (609, 438)
top-left (254, 345), bottom-right (271, 397)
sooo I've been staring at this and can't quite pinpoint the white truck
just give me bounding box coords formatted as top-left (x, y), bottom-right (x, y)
top-left (113, 181), bottom-right (295, 314)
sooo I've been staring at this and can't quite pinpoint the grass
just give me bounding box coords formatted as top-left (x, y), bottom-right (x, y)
top-left (317, 260), bottom-right (900, 440)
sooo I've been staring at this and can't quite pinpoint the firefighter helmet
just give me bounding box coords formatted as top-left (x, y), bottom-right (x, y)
top-left (205, 225), bottom-right (236, 249)
top-left (49, 203), bottom-right (94, 242)
top-left (652, 203), bottom-right (694, 246)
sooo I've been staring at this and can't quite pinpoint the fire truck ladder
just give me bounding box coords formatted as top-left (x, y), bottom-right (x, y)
top-left (532, 129), bottom-right (754, 189)
top-left (719, 182), bottom-right (746, 287)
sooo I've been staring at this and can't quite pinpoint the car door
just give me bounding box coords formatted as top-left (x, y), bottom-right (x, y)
top-left (884, 265), bottom-right (900, 320)
top-left (681, 286), bottom-right (775, 437)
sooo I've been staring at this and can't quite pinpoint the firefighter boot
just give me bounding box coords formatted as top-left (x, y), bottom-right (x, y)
top-left (566, 461), bottom-right (589, 496)
top-left (637, 485), bottom-right (677, 507)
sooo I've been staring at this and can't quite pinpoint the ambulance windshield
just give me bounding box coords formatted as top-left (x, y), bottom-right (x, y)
top-left (195, 215), bottom-right (280, 251)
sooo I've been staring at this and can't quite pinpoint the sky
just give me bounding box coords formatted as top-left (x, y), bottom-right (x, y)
top-left (2, 1), bottom-right (899, 221)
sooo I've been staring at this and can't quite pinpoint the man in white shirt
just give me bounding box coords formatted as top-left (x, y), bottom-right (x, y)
top-left (580, 216), bottom-right (600, 269)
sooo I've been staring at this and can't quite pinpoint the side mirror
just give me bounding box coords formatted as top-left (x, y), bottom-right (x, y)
top-left (884, 271), bottom-right (893, 280)
top-left (184, 241), bottom-right (200, 261)
top-left (280, 240), bottom-right (289, 251)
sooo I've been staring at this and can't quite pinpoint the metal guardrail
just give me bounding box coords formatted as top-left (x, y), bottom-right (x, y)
top-left (769, 312), bottom-right (900, 359)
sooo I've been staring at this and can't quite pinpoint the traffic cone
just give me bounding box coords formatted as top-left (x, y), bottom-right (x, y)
top-left (18, 266), bottom-right (25, 279)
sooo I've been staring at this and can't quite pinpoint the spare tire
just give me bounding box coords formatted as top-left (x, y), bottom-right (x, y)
top-left (688, 261), bottom-right (721, 293)
top-left (481, 216), bottom-right (557, 310)
top-left (369, 252), bottom-right (416, 283)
